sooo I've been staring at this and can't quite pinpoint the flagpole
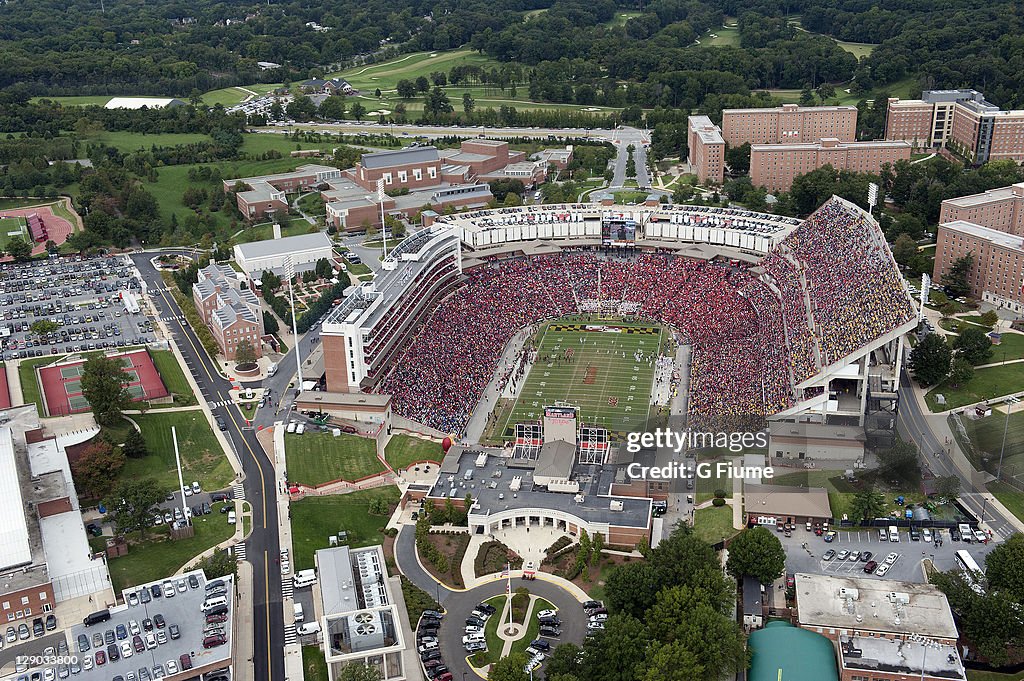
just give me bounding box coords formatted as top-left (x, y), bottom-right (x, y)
top-left (507, 561), bottom-right (513, 628)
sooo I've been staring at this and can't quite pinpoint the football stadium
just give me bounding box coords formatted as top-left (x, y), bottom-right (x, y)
top-left (317, 196), bottom-right (917, 447)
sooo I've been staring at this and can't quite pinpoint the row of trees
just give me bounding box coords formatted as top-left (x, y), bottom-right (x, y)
top-left (909, 326), bottom-right (994, 389)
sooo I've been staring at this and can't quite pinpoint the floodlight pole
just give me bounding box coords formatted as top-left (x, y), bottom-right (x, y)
top-left (377, 178), bottom-right (389, 257)
top-left (172, 426), bottom-right (188, 523)
top-left (996, 396), bottom-right (1019, 481)
top-left (286, 256), bottom-right (303, 390)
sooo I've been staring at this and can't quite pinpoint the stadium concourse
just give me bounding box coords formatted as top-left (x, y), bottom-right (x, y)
top-left (370, 197), bottom-right (917, 436)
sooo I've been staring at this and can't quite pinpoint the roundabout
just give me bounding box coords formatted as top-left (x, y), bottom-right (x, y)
top-left (397, 526), bottom-right (587, 680)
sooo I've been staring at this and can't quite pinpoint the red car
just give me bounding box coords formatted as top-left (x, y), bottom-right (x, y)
top-left (206, 613), bottom-right (227, 624)
top-left (95, 651), bottom-right (107, 666)
top-left (203, 635), bottom-right (227, 649)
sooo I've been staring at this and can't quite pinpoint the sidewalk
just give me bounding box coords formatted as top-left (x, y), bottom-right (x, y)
top-left (233, 560), bottom-right (254, 681)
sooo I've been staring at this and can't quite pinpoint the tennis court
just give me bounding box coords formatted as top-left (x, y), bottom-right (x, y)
top-left (37, 349), bottom-right (168, 416)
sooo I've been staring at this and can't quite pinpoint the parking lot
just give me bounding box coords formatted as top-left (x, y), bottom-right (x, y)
top-left (779, 526), bottom-right (997, 583)
top-left (0, 254), bottom-right (157, 361)
top-left (66, 571), bottom-right (233, 681)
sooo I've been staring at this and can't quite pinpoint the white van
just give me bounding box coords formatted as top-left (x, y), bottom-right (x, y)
top-left (201, 596), bottom-right (228, 613)
top-left (878, 528), bottom-right (887, 542)
top-left (888, 525), bottom-right (899, 542)
top-left (297, 621), bottom-right (321, 636)
top-left (293, 570), bottom-right (317, 588)
top-left (267, 363), bottom-right (278, 377)
top-left (293, 603), bottom-right (304, 623)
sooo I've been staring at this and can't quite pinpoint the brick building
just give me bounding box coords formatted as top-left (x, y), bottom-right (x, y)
top-left (722, 104), bottom-right (857, 146)
top-left (226, 164), bottom-right (343, 220)
top-left (939, 182), bottom-right (1024, 236)
top-left (885, 89), bottom-right (1024, 163)
top-left (795, 573), bottom-right (965, 681)
top-left (688, 115), bottom-right (726, 184)
top-left (750, 138), bottom-right (911, 192)
top-left (192, 263), bottom-right (265, 360)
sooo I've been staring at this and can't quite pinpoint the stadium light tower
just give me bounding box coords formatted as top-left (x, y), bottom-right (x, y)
top-left (867, 182), bottom-right (879, 216)
top-left (377, 178), bottom-right (389, 257)
top-left (285, 255), bottom-right (303, 390)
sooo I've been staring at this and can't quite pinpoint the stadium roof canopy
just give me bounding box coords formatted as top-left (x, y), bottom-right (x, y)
top-left (104, 97), bottom-right (186, 110)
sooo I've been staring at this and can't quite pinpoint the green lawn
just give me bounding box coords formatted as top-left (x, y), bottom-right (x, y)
top-left (986, 481), bottom-right (1024, 526)
top-left (289, 486), bottom-right (400, 570)
top-left (958, 410), bottom-right (1024, 481)
top-left (693, 506), bottom-right (737, 545)
top-left (703, 26), bottom-right (741, 47)
top-left (83, 131), bottom-right (212, 153)
top-left (121, 410), bottom-right (235, 492)
top-left (694, 457), bottom-right (737, 504)
top-left (605, 11), bottom-right (642, 27)
top-left (470, 595), bottom-right (508, 667)
top-left (147, 349), bottom-right (197, 407)
top-left (500, 318), bottom-right (661, 440)
top-left (515, 597), bottom-right (555, 657)
top-left (384, 434), bottom-right (444, 470)
top-left (239, 133), bottom-right (338, 158)
top-left (301, 646), bottom-right (329, 681)
top-left (106, 501), bottom-right (235, 592)
top-left (834, 39), bottom-right (877, 59)
top-left (30, 95), bottom-right (113, 107)
top-left (967, 670), bottom-right (1024, 681)
top-left (0, 197), bottom-right (64, 211)
top-left (17, 354), bottom-right (61, 416)
top-left (285, 431), bottom-right (385, 486)
top-left (925, 363), bottom-right (1024, 411)
top-left (235, 218), bottom-right (317, 244)
top-left (985, 333), bottom-right (1024, 363)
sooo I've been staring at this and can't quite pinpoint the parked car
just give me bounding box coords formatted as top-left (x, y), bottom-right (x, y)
top-left (864, 560), bottom-right (878, 573)
top-left (823, 549), bottom-right (836, 560)
top-left (836, 550), bottom-right (850, 561)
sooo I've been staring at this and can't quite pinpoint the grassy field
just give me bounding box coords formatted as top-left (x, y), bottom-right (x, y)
top-left (284, 431), bottom-right (385, 486)
top-left (703, 26), bottom-right (741, 47)
top-left (121, 410), bottom-right (235, 492)
top-left (835, 39), bottom-right (877, 59)
top-left (239, 133), bottom-right (338, 158)
top-left (500, 319), bottom-right (662, 440)
top-left (235, 218), bottom-right (317, 244)
top-left (986, 481), bottom-right (1024, 525)
top-left (82, 131), bottom-right (212, 152)
top-left (769, 76), bottom-right (917, 107)
top-left (147, 349), bottom-right (197, 407)
top-left (693, 506), bottom-right (737, 545)
top-left (30, 95), bottom-right (113, 107)
top-left (106, 501), bottom-right (235, 592)
top-left (0, 198), bottom-right (65, 211)
top-left (957, 409), bottom-right (1024, 481)
top-left (605, 11), bottom-right (642, 27)
top-left (966, 670), bottom-right (1024, 681)
top-left (17, 354), bottom-right (60, 416)
top-left (301, 646), bottom-right (329, 681)
top-left (926, 363), bottom-right (1024, 411)
top-left (0, 216), bottom-right (28, 251)
top-left (290, 486), bottom-right (400, 570)
top-left (384, 434), bottom-right (444, 470)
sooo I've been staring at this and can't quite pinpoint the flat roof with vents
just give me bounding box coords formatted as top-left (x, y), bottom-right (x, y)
top-left (0, 427), bottom-right (32, 571)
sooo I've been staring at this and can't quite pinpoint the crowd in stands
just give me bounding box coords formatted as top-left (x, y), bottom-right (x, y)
top-left (381, 198), bottom-right (914, 434)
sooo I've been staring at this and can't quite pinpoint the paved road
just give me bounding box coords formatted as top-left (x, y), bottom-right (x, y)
top-left (254, 122), bottom-right (614, 142)
top-left (607, 127), bottom-right (650, 189)
top-left (897, 368), bottom-right (1017, 540)
top-left (395, 528), bottom-right (585, 680)
top-left (131, 253), bottom-right (285, 681)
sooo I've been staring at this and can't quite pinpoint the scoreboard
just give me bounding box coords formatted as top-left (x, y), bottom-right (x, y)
top-left (602, 217), bottom-right (637, 246)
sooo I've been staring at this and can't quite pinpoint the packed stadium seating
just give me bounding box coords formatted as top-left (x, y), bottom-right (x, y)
top-left (380, 197), bottom-right (914, 434)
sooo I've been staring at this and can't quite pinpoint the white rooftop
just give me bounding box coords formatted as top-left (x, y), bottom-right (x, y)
top-left (0, 427), bottom-right (32, 571)
top-left (942, 220), bottom-right (1024, 250)
top-left (234, 232), bottom-right (333, 261)
top-left (104, 97), bottom-right (184, 110)
top-left (796, 573), bottom-right (959, 640)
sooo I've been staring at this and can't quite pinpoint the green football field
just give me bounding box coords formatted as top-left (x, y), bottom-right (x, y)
top-left (0, 216), bottom-right (27, 250)
top-left (501, 319), bottom-right (663, 440)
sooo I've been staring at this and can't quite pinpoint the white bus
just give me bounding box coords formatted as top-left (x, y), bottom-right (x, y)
top-left (954, 549), bottom-right (985, 594)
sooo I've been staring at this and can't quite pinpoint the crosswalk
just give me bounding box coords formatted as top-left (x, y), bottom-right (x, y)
top-left (208, 399), bottom-right (232, 409)
top-left (281, 577), bottom-right (294, 599)
top-left (160, 314), bottom-right (187, 323)
top-left (232, 481), bottom-right (245, 500)
top-left (234, 542), bottom-right (247, 560)
top-left (283, 624), bottom-right (297, 645)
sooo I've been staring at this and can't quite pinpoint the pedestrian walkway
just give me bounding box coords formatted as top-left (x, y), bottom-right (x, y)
top-left (283, 623), bottom-right (298, 645)
top-left (233, 560), bottom-right (254, 681)
top-left (234, 542), bottom-right (247, 561)
top-left (233, 481), bottom-right (245, 500)
top-left (280, 576), bottom-right (293, 599)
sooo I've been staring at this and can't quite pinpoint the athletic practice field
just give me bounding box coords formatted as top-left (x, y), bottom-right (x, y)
top-left (501, 319), bottom-right (662, 440)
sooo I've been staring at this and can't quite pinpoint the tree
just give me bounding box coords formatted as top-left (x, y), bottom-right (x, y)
top-left (318, 95), bottom-right (347, 120)
top-left (261, 270), bottom-right (282, 297)
top-left (81, 355), bottom-right (131, 426)
top-left (396, 79), bottom-right (417, 99)
top-left (799, 86), bottom-right (815, 106)
top-left (876, 439), bottom-right (921, 484)
top-left (848, 486), bottom-right (887, 522)
top-left (122, 428), bottom-right (149, 459)
top-left (373, 88), bottom-right (382, 98)
top-left (645, 587), bottom-right (746, 678)
top-left (368, 497), bottom-right (389, 515)
top-left (30, 320), bottom-right (59, 335)
top-left (105, 477), bottom-right (166, 537)
top-left (423, 87), bottom-right (453, 118)
top-left (337, 665), bottom-right (382, 681)
top-left (891, 234), bottom-right (918, 267)
top-left (581, 615), bottom-right (648, 681)
top-left (462, 92), bottom-right (475, 115)
top-left (935, 475), bottom-right (961, 503)
top-left (942, 253), bottom-right (974, 299)
top-left (189, 548), bottom-right (239, 582)
top-left (816, 82), bottom-right (836, 103)
top-left (952, 327), bottom-right (993, 365)
top-left (488, 652), bottom-right (529, 681)
top-left (909, 333), bottom-right (951, 387)
top-left (234, 339), bottom-right (257, 368)
top-left (985, 534), bottom-right (1024, 601)
top-left (350, 101), bottom-right (367, 121)
top-left (642, 641), bottom-right (704, 681)
top-left (978, 310), bottom-right (999, 328)
top-left (414, 76), bottom-right (430, 93)
top-left (544, 644), bottom-right (582, 680)
top-left (604, 561), bottom-right (662, 619)
top-left (725, 143), bottom-right (750, 175)
top-left (947, 357), bottom-right (974, 387)
top-left (71, 440), bottom-right (125, 500)
top-left (263, 311), bottom-right (280, 335)
top-left (725, 527), bottom-right (785, 584)
top-left (5, 237), bottom-right (32, 262)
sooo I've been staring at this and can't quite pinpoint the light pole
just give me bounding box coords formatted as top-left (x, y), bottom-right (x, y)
top-left (996, 396), bottom-right (1019, 481)
top-left (285, 256), bottom-right (303, 392)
